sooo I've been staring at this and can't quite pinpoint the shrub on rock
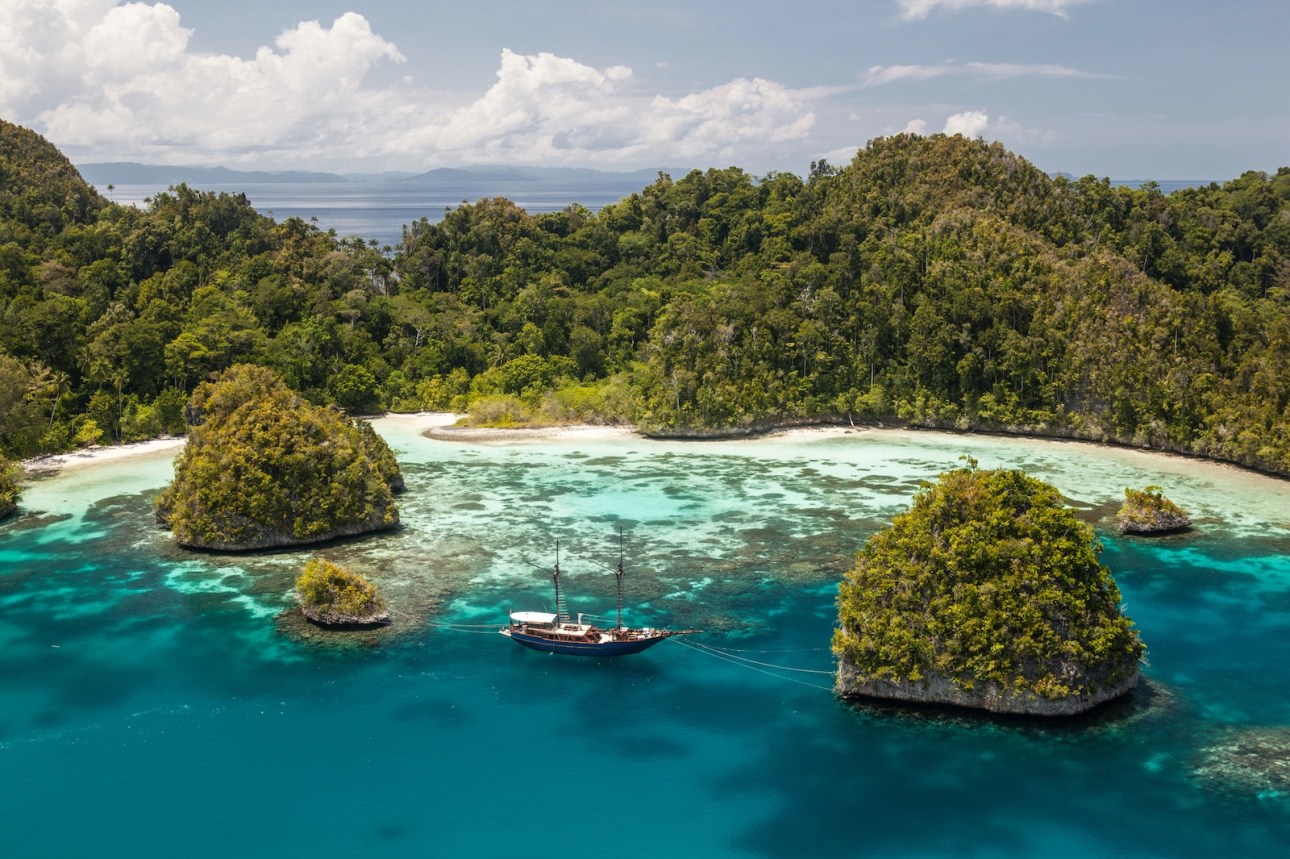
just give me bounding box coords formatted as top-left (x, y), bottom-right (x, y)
top-left (1117, 485), bottom-right (1191, 534)
top-left (295, 558), bottom-right (390, 627)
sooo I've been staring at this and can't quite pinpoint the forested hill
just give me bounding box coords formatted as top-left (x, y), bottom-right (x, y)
top-left (1, 119), bottom-right (1288, 475)
top-left (1, 119), bottom-right (104, 246)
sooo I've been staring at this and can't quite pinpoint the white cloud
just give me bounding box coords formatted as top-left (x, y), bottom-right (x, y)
top-left (992, 114), bottom-right (1058, 145)
top-left (648, 77), bottom-right (816, 157)
top-left (944, 110), bottom-right (991, 136)
top-left (817, 146), bottom-right (861, 170)
top-left (82, 2), bottom-right (191, 81)
top-left (888, 111), bottom-right (1055, 149)
top-left (865, 64), bottom-right (949, 87)
top-left (413, 60), bottom-right (816, 167)
top-left (897, 0), bottom-right (1090, 20)
top-left (865, 61), bottom-right (1108, 86)
top-left (0, 0), bottom-right (113, 114)
top-left (0, 3), bottom-right (817, 171)
top-left (429, 49), bottom-right (634, 154)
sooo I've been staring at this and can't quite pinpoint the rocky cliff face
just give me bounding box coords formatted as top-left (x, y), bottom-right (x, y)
top-left (173, 510), bottom-right (399, 552)
top-left (299, 602), bottom-right (392, 628)
top-left (1119, 508), bottom-right (1192, 535)
top-left (835, 660), bottom-right (1140, 717)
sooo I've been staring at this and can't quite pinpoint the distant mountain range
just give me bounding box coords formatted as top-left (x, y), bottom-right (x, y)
top-left (76, 162), bottom-right (685, 187)
top-left (76, 162), bottom-right (351, 184)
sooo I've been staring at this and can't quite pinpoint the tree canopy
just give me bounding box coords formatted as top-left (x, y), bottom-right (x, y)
top-left (0, 456), bottom-right (18, 520)
top-left (2, 119), bottom-right (1289, 477)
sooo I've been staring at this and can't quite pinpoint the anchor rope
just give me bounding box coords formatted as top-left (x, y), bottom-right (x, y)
top-left (686, 640), bottom-right (836, 675)
top-left (669, 637), bottom-right (835, 692)
top-left (421, 617), bottom-right (504, 635)
top-left (691, 643), bottom-right (832, 655)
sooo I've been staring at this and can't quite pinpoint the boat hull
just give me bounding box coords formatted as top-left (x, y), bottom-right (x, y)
top-left (503, 629), bottom-right (670, 656)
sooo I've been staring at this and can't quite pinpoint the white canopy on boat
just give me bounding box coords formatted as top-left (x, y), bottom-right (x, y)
top-left (510, 611), bottom-right (558, 624)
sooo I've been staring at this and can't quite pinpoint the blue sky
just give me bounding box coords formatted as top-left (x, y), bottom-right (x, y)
top-left (1, 0), bottom-right (1286, 179)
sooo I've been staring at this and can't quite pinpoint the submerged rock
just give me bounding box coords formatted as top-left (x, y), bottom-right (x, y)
top-left (1194, 727), bottom-right (1290, 800)
top-left (1117, 485), bottom-right (1191, 535)
top-left (834, 463), bottom-right (1144, 717)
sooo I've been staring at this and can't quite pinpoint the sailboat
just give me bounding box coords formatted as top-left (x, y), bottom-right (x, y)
top-left (500, 539), bottom-right (698, 656)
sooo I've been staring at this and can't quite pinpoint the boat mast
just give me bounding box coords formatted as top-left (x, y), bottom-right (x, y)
top-left (615, 529), bottom-right (624, 630)
top-left (553, 540), bottom-right (569, 623)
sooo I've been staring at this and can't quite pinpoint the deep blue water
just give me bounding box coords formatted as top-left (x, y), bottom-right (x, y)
top-left (104, 180), bottom-right (648, 249)
top-left (2, 424), bottom-right (1289, 857)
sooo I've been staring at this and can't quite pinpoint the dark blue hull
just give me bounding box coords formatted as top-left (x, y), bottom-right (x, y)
top-left (505, 630), bottom-right (669, 656)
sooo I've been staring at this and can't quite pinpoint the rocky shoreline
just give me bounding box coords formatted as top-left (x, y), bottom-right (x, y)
top-left (298, 603), bottom-right (392, 628)
top-left (835, 661), bottom-right (1142, 717)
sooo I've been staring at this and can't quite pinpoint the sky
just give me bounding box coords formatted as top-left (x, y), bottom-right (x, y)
top-left (1, 0), bottom-right (1286, 180)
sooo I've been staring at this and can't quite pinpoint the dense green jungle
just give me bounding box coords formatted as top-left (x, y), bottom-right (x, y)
top-left (2, 117), bottom-right (1288, 509)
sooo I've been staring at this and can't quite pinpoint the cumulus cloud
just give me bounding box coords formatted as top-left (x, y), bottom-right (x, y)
top-left (0, 2), bottom-right (817, 171)
top-left (897, 0), bottom-right (1089, 20)
top-left (865, 61), bottom-right (1108, 86)
top-left (943, 110), bottom-right (991, 136)
top-left (891, 111), bottom-right (1055, 149)
top-left (821, 146), bottom-right (860, 166)
top-left (389, 52), bottom-right (814, 167)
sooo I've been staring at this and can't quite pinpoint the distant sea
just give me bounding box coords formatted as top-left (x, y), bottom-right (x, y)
top-left (98, 175), bottom-right (1218, 252)
top-left (101, 178), bottom-right (654, 249)
top-left (3, 423), bottom-right (1290, 857)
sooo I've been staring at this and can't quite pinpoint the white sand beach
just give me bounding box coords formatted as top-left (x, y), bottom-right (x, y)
top-left (16, 412), bottom-right (639, 478)
top-left (22, 436), bottom-right (188, 476)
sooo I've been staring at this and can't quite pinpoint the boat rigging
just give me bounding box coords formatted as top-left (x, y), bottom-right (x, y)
top-left (500, 536), bottom-right (698, 657)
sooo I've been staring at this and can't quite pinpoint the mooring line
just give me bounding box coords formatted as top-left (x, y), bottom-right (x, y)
top-left (422, 618), bottom-right (503, 635)
top-left (696, 642), bottom-right (832, 655)
top-left (687, 640), bottom-right (835, 675)
top-left (669, 637), bottom-right (835, 692)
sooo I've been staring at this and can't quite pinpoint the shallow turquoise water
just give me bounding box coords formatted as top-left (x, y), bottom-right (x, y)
top-left (3, 423), bottom-right (1289, 857)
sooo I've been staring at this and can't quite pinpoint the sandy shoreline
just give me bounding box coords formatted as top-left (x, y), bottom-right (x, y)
top-left (14, 414), bottom-right (873, 477)
top-left (22, 436), bottom-right (188, 476)
top-left (16, 413), bottom-right (644, 477)
top-left (423, 420), bottom-right (638, 443)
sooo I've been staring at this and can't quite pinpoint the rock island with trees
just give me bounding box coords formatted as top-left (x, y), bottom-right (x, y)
top-left (154, 364), bottom-right (403, 551)
top-left (1117, 485), bottom-right (1192, 535)
top-left (834, 462), bottom-right (1144, 716)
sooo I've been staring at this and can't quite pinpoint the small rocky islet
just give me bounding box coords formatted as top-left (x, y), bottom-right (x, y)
top-left (1117, 485), bottom-right (1192, 535)
top-left (294, 557), bottom-right (391, 629)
